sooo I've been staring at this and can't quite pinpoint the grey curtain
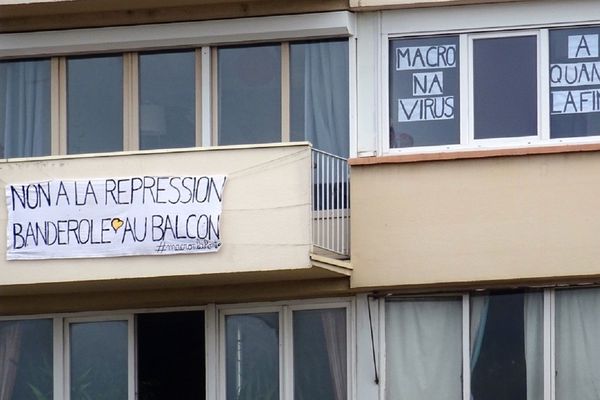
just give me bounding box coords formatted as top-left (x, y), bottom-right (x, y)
top-left (0, 322), bottom-right (23, 400)
top-left (303, 41), bottom-right (349, 157)
top-left (1, 60), bottom-right (50, 158)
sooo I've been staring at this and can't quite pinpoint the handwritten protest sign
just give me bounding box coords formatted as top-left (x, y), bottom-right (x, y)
top-left (389, 36), bottom-right (460, 147)
top-left (550, 28), bottom-right (600, 138)
top-left (6, 175), bottom-right (226, 260)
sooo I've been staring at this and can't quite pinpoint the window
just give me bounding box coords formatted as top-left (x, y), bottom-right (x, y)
top-left (290, 39), bottom-right (349, 157)
top-left (137, 311), bottom-right (205, 399)
top-left (220, 303), bottom-right (350, 400)
top-left (139, 50), bottom-right (196, 150)
top-left (67, 319), bottom-right (130, 400)
top-left (386, 23), bottom-right (600, 152)
top-left (67, 55), bottom-right (124, 154)
top-left (472, 35), bottom-right (538, 140)
top-left (215, 39), bottom-right (349, 157)
top-left (385, 297), bottom-right (462, 400)
top-left (0, 300), bottom-right (350, 400)
top-left (555, 287), bottom-right (600, 400)
top-left (217, 44), bottom-right (282, 146)
top-left (470, 292), bottom-right (543, 400)
top-left (383, 288), bottom-right (600, 400)
top-left (389, 36), bottom-right (460, 148)
top-left (0, 38), bottom-right (349, 159)
top-left (550, 26), bottom-right (600, 138)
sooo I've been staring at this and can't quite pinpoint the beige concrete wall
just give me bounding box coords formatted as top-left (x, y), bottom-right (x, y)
top-left (349, 0), bottom-right (522, 10)
top-left (351, 150), bottom-right (600, 289)
top-left (0, 143), bottom-right (313, 287)
top-left (0, 0), bottom-right (349, 33)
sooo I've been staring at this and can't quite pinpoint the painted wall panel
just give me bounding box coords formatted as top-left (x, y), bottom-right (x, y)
top-left (351, 151), bottom-right (600, 288)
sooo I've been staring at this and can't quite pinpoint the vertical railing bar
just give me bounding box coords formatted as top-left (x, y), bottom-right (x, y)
top-left (344, 159), bottom-right (349, 255)
top-left (337, 159), bottom-right (341, 253)
top-left (342, 157), bottom-right (346, 254)
top-left (311, 150), bottom-right (315, 247)
top-left (320, 152), bottom-right (324, 248)
top-left (336, 157), bottom-right (339, 254)
top-left (325, 155), bottom-right (330, 251)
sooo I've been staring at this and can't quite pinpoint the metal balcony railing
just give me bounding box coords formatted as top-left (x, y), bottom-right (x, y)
top-left (311, 149), bottom-right (350, 257)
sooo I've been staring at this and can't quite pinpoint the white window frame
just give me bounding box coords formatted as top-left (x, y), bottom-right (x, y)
top-left (63, 315), bottom-right (135, 400)
top-left (467, 30), bottom-right (542, 147)
top-left (379, 0), bottom-right (600, 155)
top-left (0, 11), bottom-right (356, 159)
top-left (379, 289), bottom-right (559, 400)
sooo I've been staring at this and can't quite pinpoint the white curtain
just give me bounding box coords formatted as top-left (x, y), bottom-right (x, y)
top-left (303, 41), bottom-right (349, 157)
top-left (321, 309), bottom-right (347, 400)
top-left (386, 298), bottom-right (462, 400)
top-left (555, 288), bottom-right (600, 400)
top-left (524, 293), bottom-right (544, 400)
top-left (1, 60), bottom-right (50, 158)
top-left (0, 322), bottom-right (22, 400)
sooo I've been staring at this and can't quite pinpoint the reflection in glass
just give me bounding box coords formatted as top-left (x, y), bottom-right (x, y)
top-left (473, 36), bottom-right (537, 139)
top-left (226, 313), bottom-right (279, 400)
top-left (293, 308), bottom-right (347, 400)
top-left (139, 51), bottom-right (195, 150)
top-left (0, 319), bottom-right (53, 400)
top-left (67, 55), bottom-right (123, 154)
top-left (386, 297), bottom-right (462, 400)
top-left (556, 288), bottom-right (600, 400)
top-left (470, 292), bottom-right (543, 400)
top-left (0, 59), bottom-right (51, 158)
top-left (218, 45), bottom-right (281, 145)
top-left (290, 40), bottom-right (349, 157)
top-left (70, 320), bottom-right (128, 400)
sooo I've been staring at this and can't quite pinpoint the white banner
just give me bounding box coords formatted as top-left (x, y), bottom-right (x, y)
top-left (6, 175), bottom-right (226, 260)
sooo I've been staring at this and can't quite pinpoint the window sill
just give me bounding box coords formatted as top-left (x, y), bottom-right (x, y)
top-left (349, 142), bottom-right (600, 166)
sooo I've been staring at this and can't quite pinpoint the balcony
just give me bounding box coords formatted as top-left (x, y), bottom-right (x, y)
top-left (0, 143), bottom-right (351, 295)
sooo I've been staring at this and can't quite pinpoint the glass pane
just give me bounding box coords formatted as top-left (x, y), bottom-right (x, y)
top-left (0, 319), bottom-right (53, 400)
top-left (70, 320), bottom-right (128, 400)
top-left (137, 311), bottom-right (205, 400)
top-left (473, 36), bottom-right (538, 139)
top-left (218, 44), bottom-right (281, 145)
top-left (0, 59), bottom-right (51, 158)
top-left (470, 292), bottom-right (543, 400)
top-left (385, 297), bottom-right (462, 400)
top-left (293, 308), bottom-right (346, 400)
top-left (225, 313), bottom-right (279, 400)
top-left (550, 26), bottom-right (600, 138)
top-left (290, 39), bottom-right (349, 157)
top-left (556, 288), bottom-right (600, 400)
top-left (139, 50), bottom-right (195, 150)
top-left (67, 55), bottom-right (123, 154)
top-left (389, 36), bottom-right (460, 148)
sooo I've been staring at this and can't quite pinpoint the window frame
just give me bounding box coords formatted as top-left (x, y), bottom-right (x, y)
top-left (0, 11), bottom-right (355, 160)
top-left (380, 1), bottom-right (600, 155)
top-left (0, 298), bottom-right (353, 400)
top-left (217, 299), bottom-right (353, 400)
top-left (64, 315), bottom-right (135, 400)
top-left (379, 289), bottom-right (560, 400)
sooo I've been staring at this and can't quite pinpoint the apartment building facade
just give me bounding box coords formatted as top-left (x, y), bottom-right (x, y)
top-left (1, 0), bottom-right (600, 399)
